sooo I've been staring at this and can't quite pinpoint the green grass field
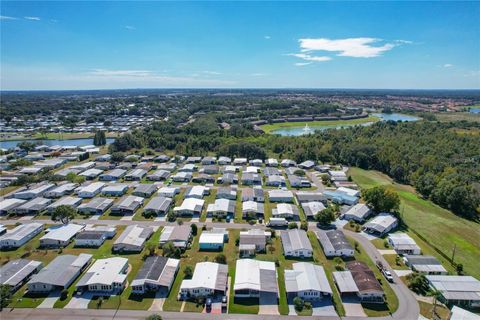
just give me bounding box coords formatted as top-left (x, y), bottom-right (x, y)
top-left (259, 116), bottom-right (381, 133)
top-left (348, 167), bottom-right (480, 279)
top-left (435, 111), bottom-right (480, 123)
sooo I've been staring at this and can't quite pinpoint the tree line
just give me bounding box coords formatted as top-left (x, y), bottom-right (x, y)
top-left (109, 118), bottom-right (480, 219)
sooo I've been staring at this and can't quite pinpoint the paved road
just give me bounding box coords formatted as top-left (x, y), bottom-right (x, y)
top-left (307, 171), bottom-right (326, 192)
top-left (342, 229), bottom-right (420, 320)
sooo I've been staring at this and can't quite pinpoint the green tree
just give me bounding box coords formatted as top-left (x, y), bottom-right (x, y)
top-left (362, 186), bottom-right (400, 213)
top-left (93, 130), bottom-right (107, 146)
top-left (0, 284), bottom-right (12, 309)
top-left (51, 205), bottom-right (76, 224)
top-left (406, 272), bottom-right (430, 295)
top-left (215, 253), bottom-right (227, 264)
top-left (293, 296), bottom-right (305, 312)
top-left (145, 314), bottom-right (162, 320)
top-left (190, 223), bottom-right (198, 236)
top-left (315, 207), bottom-right (336, 226)
top-left (288, 222), bottom-right (298, 229)
top-left (162, 241), bottom-right (181, 258)
top-left (111, 152), bottom-right (126, 163)
top-left (183, 266), bottom-right (193, 279)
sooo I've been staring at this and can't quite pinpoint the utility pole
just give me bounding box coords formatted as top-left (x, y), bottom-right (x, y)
top-left (451, 244), bottom-right (456, 265)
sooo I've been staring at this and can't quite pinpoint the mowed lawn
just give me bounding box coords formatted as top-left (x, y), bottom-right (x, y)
top-left (348, 167), bottom-right (480, 279)
top-left (259, 116), bottom-right (380, 133)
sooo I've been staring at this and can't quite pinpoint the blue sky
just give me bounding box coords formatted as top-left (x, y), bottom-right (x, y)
top-left (1, 1), bottom-right (479, 90)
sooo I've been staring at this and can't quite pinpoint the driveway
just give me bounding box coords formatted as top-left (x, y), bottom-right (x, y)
top-left (341, 296), bottom-right (367, 317)
top-left (311, 299), bottom-right (337, 316)
top-left (36, 291), bottom-right (60, 309)
top-left (258, 292), bottom-right (279, 315)
top-left (148, 291), bottom-right (166, 311)
top-left (64, 292), bottom-right (93, 309)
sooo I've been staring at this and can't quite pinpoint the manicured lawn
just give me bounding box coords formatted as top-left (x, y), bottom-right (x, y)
top-left (382, 254), bottom-right (409, 270)
top-left (418, 300), bottom-right (451, 320)
top-left (8, 284), bottom-right (50, 308)
top-left (348, 167), bottom-right (480, 279)
top-left (200, 189), bottom-right (217, 222)
top-left (371, 238), bottom-right (389, 249)
top-left (345, 236), bottom-right (399, 317)
top-left (0, 185), bottom-right (19, 197)
top-left (259, 116), bottom-right (380, 133)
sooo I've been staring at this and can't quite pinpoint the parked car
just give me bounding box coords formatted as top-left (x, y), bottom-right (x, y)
top-left (221, 295), bottom-right (227, 312)
top-left (206, 298), bottom-right (212, 312)
top-left (383, 269), bottom-right (394, 283)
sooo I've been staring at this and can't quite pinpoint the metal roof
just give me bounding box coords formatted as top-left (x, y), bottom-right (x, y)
top-left (180, 262), bottom-right (228, 291)
top-left (0, 259), bottom-right (42, 287)
top-left (285, 262), bottom-right (332, 294)
top-left (28, 254), bottom-right (92, 287)
top-left (234, 259), bottom-right (278, 293)
top-left (281, 229), bottom-right (313, 253)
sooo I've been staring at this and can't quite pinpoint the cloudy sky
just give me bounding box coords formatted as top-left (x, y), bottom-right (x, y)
top-left (1, 1), bottom-right (479, 90)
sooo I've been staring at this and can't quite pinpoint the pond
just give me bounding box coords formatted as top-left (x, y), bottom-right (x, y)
top-left (470, 108), bottom-right (480, 114)
top-left (0, 138), bottom-right (115, 150)
top-left (270, 113), bottom-right (420, 136)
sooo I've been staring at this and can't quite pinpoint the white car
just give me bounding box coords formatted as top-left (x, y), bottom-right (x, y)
top-left (383, 269), bottom-right (394, 283)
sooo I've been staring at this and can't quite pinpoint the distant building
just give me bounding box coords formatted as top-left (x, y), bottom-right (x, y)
top-left (173, 198), bottom-right (204, 216)
top-left (387, 233), bottom-right (421, 255)
top-left (426, 275), bottom-right (480, 308)
top-left (403, 255), bottom-right (447, 275)
top-left (342, 204), bottom-right (371, 223)
top-left (159, 225), bottom-right (192, 249)
top-left (77, 197), bottom-right (113, 215)
top-left (363, 213), bottom-right (398, 236)
top-left (132, 184), bottom-right (157, 198)
top-left (144, 196), bottom-right (172, 216)
top-left (110, 195), bottom-right (144, 215)
top-left (268, 190), bottom-right (294, 203)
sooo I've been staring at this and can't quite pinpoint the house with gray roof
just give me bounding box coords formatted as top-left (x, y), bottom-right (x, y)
top-left (144, 196), bottom-right (172, 216)
top-left (101, 183), bottom-right (129, 196)
top-left (301, 201), bottom-right (326, 220)
top-left (316, 230), bottom-right (354, 257)
top-left (14, 183), bottom-right (55, 200)
top-left (113, 225), bottom-right (154, 252)
top-left (206, 199), bottom-right (235, 218)
top-left (0, 223), bottom-right (44, 249)
top-left (217, 187), bottom-right (237, 200)
top-left (28, 254), bottom-right (93, 293)
top-left (99, 168), bottom-right (127, 181)
top-left (281, 229), bottom-right (313, 258)
top-left (131, 256), bottom-right (180, 295)
top-left (110, 195), bottom-right (144, 215)
top-left (125, 168), bottom-right (147, 181)
top-left (13, 197), bottom-right (52, 215)
top-left (234, 259), bottom-right (277, 298)
top-left (43, 183), bottom-right (78, 198)
top-left (239, 229), bottom-right (269, 257)
top-left (40, 224), bottom-right (85, 248)
top-left (132, 184), bottom-right (157, 198)
top-left (147, 169), bottom-right (170, 181)
top-left (76, 257), bottom-right (128, 294)
top-left (159, 225), bottom-right (192, 249)
top-left (268, 190), bottom-right (294, 203)
top-left (79, 168), bottom-right (104, 180)
top-left (342, 203), bottom-right (372, 223)
top-left (180, 262), bottom-right (228, 299)
top-left (403, 255), bottom-right (447, 275)
top-left (77, 197), bottom-right (113, 215)
top-left (0, 259), bottom-right (43, 292)
top-left (363, 213), bottom-right (398, 236)
top-left (0, 198), bottom-right (27, 215)
top-left (285, 262), bottom-right (332, 301)
top-left (426, 275), bottom-right (480, 308)
top-left (46, 196), bottom-right (82, 213)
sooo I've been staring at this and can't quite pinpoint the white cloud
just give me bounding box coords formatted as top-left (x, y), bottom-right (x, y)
top-left (89, 69), bottom-right (153, 77)
top-left (298, 37), bottom-right (401, 58)
top-left (287, 53), bottom-right (331, 62)
top-left (24, 16), bottom-right (41, 21)
top-left (264, 35), bottom-right (271, 39)
top-left (443, 64), bottom-right (453, 68)
top-left (251, 73), bottom-right (267, 77)
top-left (202, 71), bottom-right (222, 75)
top-left (294, 62), bottom-right (312, 67)
top-left (125, 25), bottom-right (136, 30)
top-left (0, 15), bottom-right (17, 20)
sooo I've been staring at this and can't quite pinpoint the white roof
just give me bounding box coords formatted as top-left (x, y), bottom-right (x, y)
top-left (0, 223), bottom-right (43, 241)
top-left (77, 257), bottom-right (128, 286)
top-left (78, 182), bottom-right (105, 193)
top-left (333, 271), bottom-right (359, 293)
top-left (364, 213), bottom-right (398, 232)
top-left (180, 262), bottom-right (226, 290)
top-left (336, 187), bottom-right (360, 197)
top-left (285, 262), bottom-right (332, 294)
top-left (234, 259), bottom-right (277, 293)
top-left (0, 198), bottom-right (26, 211)
top-left (450, 306), bottom-right (480, 320)
top-left (186, 186), bottom-right (207, 198)
top-left (344, 203), bottom-right (371, 219)
top-left (41, 224), bottom-right (84, 242)
top-left (268, 190), bottom-right (294, 199)
top-left (199, 232), bottom-right (224, 245)
top-left (175, 198), bottom-right (204, 212)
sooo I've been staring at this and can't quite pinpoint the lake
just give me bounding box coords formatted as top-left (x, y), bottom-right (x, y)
top-left (270, 113), bottom-right (420, 136)
top-left (470, 108), bottom-right (480, 114)
top-left (0, 138), bottom-right (115, 149)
